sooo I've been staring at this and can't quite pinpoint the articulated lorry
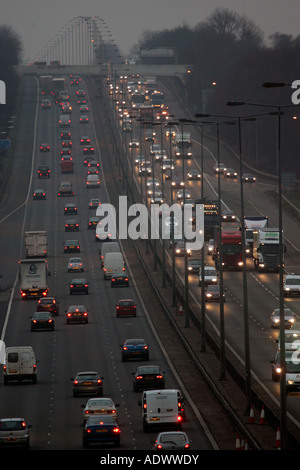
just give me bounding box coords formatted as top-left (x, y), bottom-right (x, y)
top-left (24, 231), bottom-right (47, 258)
top-left (19, 258), bottom-right (49, 299)
top-left (196, 198), bottom-right (218, 241)
top-left (253, 227), bottom-right (283, 272)
top-left (214, 228), bottom-right (243, 270)
top-left (243, 216), bottom-right (268, 257)
top-left (39, 75), bottom-right (53, 95)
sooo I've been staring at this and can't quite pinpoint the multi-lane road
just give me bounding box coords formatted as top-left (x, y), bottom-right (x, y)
top-left (0, 75), bottom-right (216, 451)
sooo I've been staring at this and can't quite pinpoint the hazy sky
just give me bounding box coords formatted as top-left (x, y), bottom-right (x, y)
top-left (2, 0), bottom-right (300, 61)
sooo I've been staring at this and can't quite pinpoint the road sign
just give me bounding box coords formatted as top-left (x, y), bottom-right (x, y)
top-left (0, 139), bottom-right (10, 150)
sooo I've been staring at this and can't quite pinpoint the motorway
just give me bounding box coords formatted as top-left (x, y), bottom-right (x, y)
top-left (102, 74), bottom-right (300, 440)
top-left (0, 75), bottom-right (216, 451)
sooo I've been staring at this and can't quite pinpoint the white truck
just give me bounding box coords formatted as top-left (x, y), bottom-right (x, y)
top-left (25, 231), bottom-right (47, 258)
top-left (243, 216), bottom-right (268, 257)
top-left (19, 258), bottom-right (49, 299)
top-left (253, 227), bottom-right (282, 272)
top-left (103, 252), bottom-right (125, 279)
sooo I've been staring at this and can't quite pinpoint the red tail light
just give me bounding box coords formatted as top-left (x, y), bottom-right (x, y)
top-left (113, 427), bottom-right (121, 434)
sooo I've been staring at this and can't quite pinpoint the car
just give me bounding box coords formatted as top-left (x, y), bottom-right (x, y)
top-left (66, 304), bottom-right (88, 324)
top-left (150, 190), bottom-right (164, 204)
top-left (271, 349), bottom-right (282, 382)
top-left (61, 131), bottom-right (71, 140)
top-left (277, 330), bottom-right (300, 351)
top-left (161, 159), bottom-right (175, 171)
top-left (41, 99), bottom-right (51, 109)
top-left (69, 278), bottom-right (89, 295)
top-left (221, 210), bottom-right (236, 222)
top-left (64, 240), bottom-right (80, 253)
top-left (152, 431), bottom-right (190, 450)
top-left (40, 143), bottom-right (50, 152)
top-left (138, 162), bottom-right (152, 176)
top-left (65, 219), bottom-right (79, 231)
top-left (72, 371), bottom-right (103, 397)
top-left (174, 239), bottom-right (192, 257)
top-left (95, 226), bottom-right (114, 242)
top-left (84, 156), bottom-right (95, 166)
top-left (37, 297), bottom-right (59, 316)
top-left (80, 104), bottom-right (89, 113)
top-left (79, 114), bottom-right (89, 124)
top-left (89, 198), bottom-right (101, 209)
top-left (87, 167), bottom-right (99, 175)
top-left (76, 89), bottom-right (86, 97)
top-left (270, 307), bottom-right (297, 329)
top-left (199, 266), bottom-right (218, 285)
top-left (87, 160), bottom-right (100, 169)
top-left (164, 169), bottom-right (173, 181)
top-left (64, 203), bottom-right (77, 215)
top-left (83, 145), bottom-right (94, 154)
top-left (146, 177), bottom-right (160, 190)
top-left (171, 176), bottom-right (185, 188)
top-left (68, 257), bottom-right (84, 272)
top-left (207, 238), bottom-right (214, 255)
top-left (77, 98), bottom-right (87, 106)
top-left (111, 272), bottom-right (129, 287)
top-left (271, 350), bottom-right (300, 386)
top-left (80, 136), bottom-right (91, 145)
top-left (284, 274), bottom-right (300, 296)
top-left (187, 169), bottom-right (201, 180)
top-left (150, 143), bottom-right (160, 155)
top-left (88, 216), bottom-right (101, 230)
top-left (37, 165), bottom-right (50, 178)
top-left (116, 299), bottom-right (136, 317)
top-left (30, 311), bottom-right (55, 331)
top-left (61, 139), bottom-right (72, 148)
top-left (121, 338), bottom-right (149, 362)
top-left (154, 150), bottom-right (167, 162)
top-left (242, 173), bottom-right (256, 182)
top-left (205, 284), bottom-right (225, 302)
top-left (177, 189), bottom-right (191, 200)
top-left (33, 188), bottom-right (46, 200)
top-left (213, 162), bottom-right (226, 174)
top-left (129, 138), bottom-right (139, 148)
top-left (224, 168), bottom-right (237, 178)
top-left (61, 148), bottom-right (72, 156)
top-left (135, 155), bottom-right (145, 166)
top-left (165, 126), bottom-right (176, 137)
top-left (0, 418), bottom-right (32, 448)
top-left (187, 258), bottom-right (203, 274)
top-left (82, 416), bottom-right (121, 448)
top-left (132, 365), bottom-right (165, 391)
top-left (62, 104), bottom-right (72, 114)
top-left (82, 398), bottom-right (120, 423)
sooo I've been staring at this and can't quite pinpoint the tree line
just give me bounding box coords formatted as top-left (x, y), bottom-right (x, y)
top-left (134, 8), bottom-right (300, 178)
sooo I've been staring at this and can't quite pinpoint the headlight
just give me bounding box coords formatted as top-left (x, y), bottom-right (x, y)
top-left (206, 293), bottom-right (212, 298)
top-left (287, 380), bottom-right (294, 385)
top-left (284, 287), bottom-right (290, 291)
top-left (238, 262), bottom-right (243, 266)
top-left (275, 367), bottom-right (282, 374)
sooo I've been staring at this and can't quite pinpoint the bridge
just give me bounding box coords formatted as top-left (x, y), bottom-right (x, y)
top-left (19, 16), bottom-right (192, 83)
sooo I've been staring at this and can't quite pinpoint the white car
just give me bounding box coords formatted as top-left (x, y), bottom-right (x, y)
top-left (161, 159), bottom-right (175, 171)
top-left (150, 144), bottom-right (160, 155)
top-left (199, 266), bottom-right (218, 285)
top-left (68, 257), bottom-right (84, 272)
top-left (0, 418), bottom-right (32, 448)
top-left (129, 138), bottom-right (139, 148)
top-left (284, 274), bottom-right (300, 296)
top-left (88, 198), bottom-right (101, 209)
top-left (82, 397), bottom-right (120, 423)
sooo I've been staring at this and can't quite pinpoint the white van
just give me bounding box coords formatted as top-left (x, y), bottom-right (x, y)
top-left (86, 174), bottom-right (100, 188)
top-left (140, 389), bottom-right (185, 432)
top-left (103, 252), bottom-right (124, 279)
top-left (3, 346), bottom-right (38, 384)
top-left (59, 114), bottom-right (71, 128)
top-left (100, 242), bottom-right (120, 267)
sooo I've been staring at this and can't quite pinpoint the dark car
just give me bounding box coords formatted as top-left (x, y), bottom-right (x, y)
top-left (111, 272), bottom-right (129, 287)
top-left (61, 139), bottom-right (72, 148)
top-left (33, 189), bottom-right (46, 200)
top-left (64, 203), bottom-right (77, 215)
top-left (121, 338), bottom-right (149, 362)
top-left (187, 259), bottom-right (203, 274)
top-left (40, 143), bottom-right (50, 152)
top-left (84, 156), bottom-right (95, 166)
top-left (242, 173), bottom-right (256, 182)
top-left (82, 416), bottom-right (121, 448)
top-left (37, 165), bottom-right (50, 178)
top-left (88, 216), bottom-right (100, 230)
top-left (30, 311), bottom-right (55, 331)
top-left (37, 297), bottom-right (59, 316)
top-left (66, 305), bottom-right (88, 324)
top-left (83, 145), bottom-right (95, 154)
top-left (221, 210), bottom-right (236, 222)
top-left (80, 136), bottom-right (91, 145)
top-left (61, 131), bottom-right (71, 140)
top-left (171, 176), bottom-right (185, 189)
top-left (69, 278), bottom-right (89, 295)
top-left (132, 365), bottom-right (165, 391)
top-left (64, 240), bottom-right (80, 253)
top-left (187, 169), bottom-right (201, 180)
top-left (205, 284), bottom-right (225, 302)
top-left (65, 219), bottom-right (79, 231)
top-left (116, 299), bottom-right (136, 317)
top-left (72, 371), bottom-right (103, 397)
